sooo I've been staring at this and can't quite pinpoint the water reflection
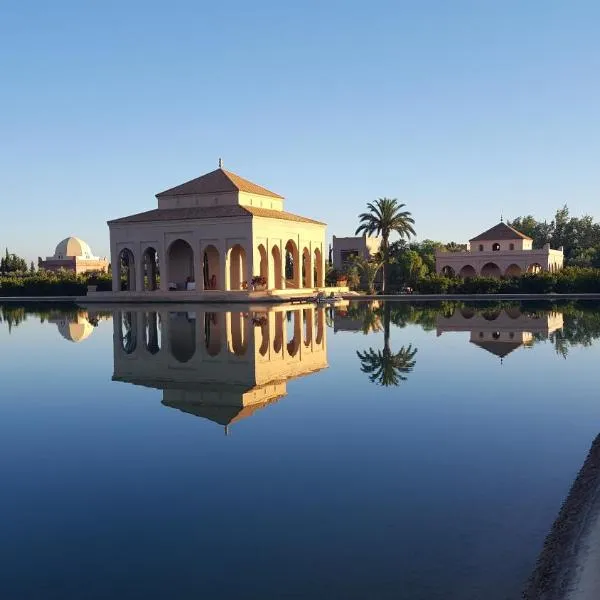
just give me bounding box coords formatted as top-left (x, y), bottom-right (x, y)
top-left (436, 306), bottom-right (564, 362)
top-left (112, 306), bottom-right (328, 432)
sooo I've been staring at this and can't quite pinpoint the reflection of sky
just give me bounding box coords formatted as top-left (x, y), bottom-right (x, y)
top-left (1, 309), bottom-right (600, 599)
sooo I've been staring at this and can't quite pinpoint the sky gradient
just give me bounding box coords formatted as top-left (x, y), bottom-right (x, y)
top-left (2, 0), bottom-right (599, 262)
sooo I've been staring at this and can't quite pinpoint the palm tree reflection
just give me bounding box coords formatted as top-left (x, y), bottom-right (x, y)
top-left (355, 302), bottom-right (417, 387)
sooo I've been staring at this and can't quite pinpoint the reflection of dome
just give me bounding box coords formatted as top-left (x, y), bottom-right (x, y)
top-left (53, 237), bottom-right (95, 259)
top-left (57, 317), bottom-right (94, 343)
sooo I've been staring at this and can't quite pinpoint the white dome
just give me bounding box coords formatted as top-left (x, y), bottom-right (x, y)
top-left (54, 237), bottom-right (95, 259)
top-left (56, 316), bottom-right (94, 343)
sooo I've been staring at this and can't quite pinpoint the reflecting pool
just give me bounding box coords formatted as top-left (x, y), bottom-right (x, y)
top-left (1, 301), bottom-right (600, 599)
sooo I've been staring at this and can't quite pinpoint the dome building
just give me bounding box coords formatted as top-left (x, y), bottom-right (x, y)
top-left (39, 236), bottom-right (108, 274)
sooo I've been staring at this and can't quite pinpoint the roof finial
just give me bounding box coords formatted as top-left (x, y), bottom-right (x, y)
top-left (218, 157), bottom-right (223, 169)
top-left (500, 212), bottom-right (503, 223)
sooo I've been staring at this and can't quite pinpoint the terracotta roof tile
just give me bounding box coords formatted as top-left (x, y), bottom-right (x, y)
top-left (469, 222), bottom-right (532, 242)
top-left (108, 205), bottom-right (326, 226)
top-left (244, 206), bottom-right (325, 225)
top-left (156, 168), bottom-right (284, 199)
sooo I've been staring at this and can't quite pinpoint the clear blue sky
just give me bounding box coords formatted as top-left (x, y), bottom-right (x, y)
top-left (2, 0), bottom-right (599, 262)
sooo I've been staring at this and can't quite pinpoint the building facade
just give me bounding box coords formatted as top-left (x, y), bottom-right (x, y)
top-left (39, 237), bottom-right (108, 274)
top-left (107, 166), bottom-right (327, 296)
top-left (332, 234), bottom-right (381, 271)
top-left (435, 222), bottom-right (564, 277)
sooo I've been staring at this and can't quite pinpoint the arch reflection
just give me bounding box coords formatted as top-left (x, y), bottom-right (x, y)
top-left (112, 305), bottom-right (328, 432)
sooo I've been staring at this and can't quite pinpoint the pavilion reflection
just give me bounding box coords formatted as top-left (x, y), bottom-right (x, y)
top-left (112, 306), bottom-right (328, 431)
top-left (436, 306), bottom-right (564, 361)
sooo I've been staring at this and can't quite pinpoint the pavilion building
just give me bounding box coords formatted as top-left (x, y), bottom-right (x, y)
top-left (435, 222), bottom-right (563, 278)
top-left (106, 165), bottom-right (328, 299)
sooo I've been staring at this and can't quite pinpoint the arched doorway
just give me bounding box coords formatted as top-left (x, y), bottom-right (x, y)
top-left (203, 245), bottom-right (220, 290)
top-left (144, 312), bottom-right (161, 354)
top-left (315, 308), bottom-right (324, 345)
top-left (527, 263), bottom-right (543, 274)
top-left (303, 309), bottom-right (313, 346)
top-left (168, 312), bottom-right (196, 363)
top-left (167, 239), bottom-right (194, 290)
top-left (229, 244), bottom-right (247, 290)
top-left (204, 312), bottom-right (221, 356)
top-left (481, 262), bottom-right (501, 277)
top-left (118, 248), bottom-right (136, 291)
top-left (505, 264), bottom-right (522, 277)
top-left (286, 310), bottom-right (301, 357)
top-left (441, 266), bottom-right (455, 277)
top-left (143, 247), bottom-right (159, 291)
top-left (257, 244), bottom-right (268, 286)
top-left (271, 245), bottom-right (283, 289)
top-left (120, 311), bottom-right (137, 353)
top-left (302, 247), bottom-right (312, 288)
top-left (314, 248), bottom-right (323, 287)
top-left (273, 312), bottom-right (284, 354)
top-left (285, 240), bottom-right (300, 288)
top-left (459, 265), bottom-right (476, 278)
top-left (230, 312), bottom-right (248, 356)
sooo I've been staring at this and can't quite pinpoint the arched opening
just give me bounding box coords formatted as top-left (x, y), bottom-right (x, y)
top-left (286, 310), bottom-right (301, 357)
top-left (492, 331), bottom-right (501, 340)
top-left (167, 239), bottom-right (194, 291)
top-left (314, 248), bottom-right (323, 287)
top-left (482, 309), bottom-right (501, 321)
top-left (505, 264), bottom-right (522, 278)
top-left (459, 265), bottom-right (477, 278)
top-left (460, 307), bottom-right (475, 319)
top-left (492, 243), bottom-right (501, 251)
top-left (441, 266), bottom-right (455, 277)
top-left (203, 245), bottom-right (220, 290)
top-left (229, 244), bottom-right (247, 290)
top-left (273, 312), bottom-right (284, 354)
top-left (230, 312), bottom-right (248, 356)
top-left (120, 311), bottom-right (137, 353)
top-left (204, 312), bottom-right (221, 356)
top-left (259, 319), bottom-right (269, 356)
top-left (302, 247), bottom-right (312, 288)
top-left (527, 263), bottom-right (543, 274)
top-left (144, 312), bottom-right (161, 354)
top-left (118, 248), bottom-right (136, 291)
top-left (271, 245), bottom-right (283, 289)
top-left (303, 309), bottom-right (313, 346)
top-left (481, 262), bottom-right (501, 277)
top-left (168, 312), bottom-right (196, 363)
top-left (143, 247), bottom-right (159, 291)
top-left (505, 307), bottom-right (522, 319)
top-left (257, 244), bottom-right (268, 287)
top-left (285, 240), bottom-right (299, 288)
top-left (315, 308), bottom-right (324, 345)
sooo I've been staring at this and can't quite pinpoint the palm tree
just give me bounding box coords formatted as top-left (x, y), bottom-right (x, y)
top-left (356, 301), bottom-right (417, 387)
top-left (351, 256), bottom-right (383, 294)
top-left (356, 198), bottom-right (415, 293)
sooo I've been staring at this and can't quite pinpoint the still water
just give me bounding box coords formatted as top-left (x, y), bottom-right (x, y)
top-left (1, 301), bottom-right (600, 599)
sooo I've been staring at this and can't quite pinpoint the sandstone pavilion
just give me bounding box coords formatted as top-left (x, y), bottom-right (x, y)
top-left (102, 164), bottom-right (334, 302)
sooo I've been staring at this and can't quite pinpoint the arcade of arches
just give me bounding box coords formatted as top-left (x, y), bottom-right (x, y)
top-left (115, 240), bottom-right (325, 292)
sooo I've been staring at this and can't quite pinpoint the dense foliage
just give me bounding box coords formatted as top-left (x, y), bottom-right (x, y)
top-left (0, 249), bottom-right (28, 274)
top-left (0, 270), bottom-right (112, 296)
top-left (508, 206), bottom-right (600, 266)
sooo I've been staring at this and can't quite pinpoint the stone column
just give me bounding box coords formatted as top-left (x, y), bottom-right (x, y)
top-left (135, 250), bottom-right (144, 292)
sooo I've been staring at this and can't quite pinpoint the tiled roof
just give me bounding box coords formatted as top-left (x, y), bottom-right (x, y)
top-left (469, 222), bottom-right (532, 242)
top-left (108, 205), bottom-right (325, 226)
top-left (156, 168), bottom-right (284, 199)
top-left (470, 340), bottom-right (522, 358)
